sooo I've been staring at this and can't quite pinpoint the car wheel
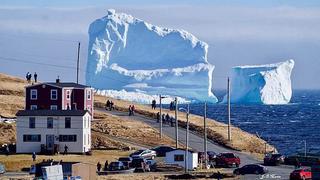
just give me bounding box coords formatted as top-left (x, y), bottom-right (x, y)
top-left (151, 155), bottom-right (155, 159)
top-left (254, 170), bottom-right (260, 175)
top-left (236, 164), bottom-right (239, 168)
top-left (234, 170), bottom-right (240, 175)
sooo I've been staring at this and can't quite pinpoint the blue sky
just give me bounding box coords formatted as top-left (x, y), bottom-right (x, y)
top-left (0, 0), bottom-right (319, 89)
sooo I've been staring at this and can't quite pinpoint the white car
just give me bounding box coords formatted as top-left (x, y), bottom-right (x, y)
top-left (130, 149), bottom-right (157, 159)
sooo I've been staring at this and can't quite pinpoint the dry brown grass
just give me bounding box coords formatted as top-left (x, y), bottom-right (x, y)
top-left (0, 73), bottom-right (27, 118)
top-left (95, 95), bottom-right (276, 156)
top-left (0, 123), bottom-right (16, 145)
top-left (0, 150), bottom-right (131, 172)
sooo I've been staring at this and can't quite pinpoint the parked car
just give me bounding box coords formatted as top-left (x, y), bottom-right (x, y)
top-left (151, 146), bottom-right (175, 157)
top-left (130, 149), bottom-right (157, 159)
top-left (264, 153), bottom-right (285, 166)
top-left (233, 164), bottom-right (268, 175)
top-left (109, 161), bottom-right (125, 171)
top-left (131, 157), bottom-right (150, 172)
top-left (216, 153), bottom-right (240, 167)
top-left (118, 157), bottom-right (133, 168)
top-left (290, 168), bottom-right (312, 180)
top-left (198, 151), bottom-right (217, 161)
top-left (0, 163), bottom-right (5, 174)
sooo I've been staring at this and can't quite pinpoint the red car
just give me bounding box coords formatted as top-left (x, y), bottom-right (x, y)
top-left (290, 168), bottom-right (312, 180)
top-left (215, 153), bottom-right (240, 167)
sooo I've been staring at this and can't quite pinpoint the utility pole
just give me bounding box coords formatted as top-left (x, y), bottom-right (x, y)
top-left (204, 102), bottom-right (208, 169)
top-left (159, 95), bottom-right (163, 139)
top-left (175, 97), bottom-right (179, 148)
top-left (185, 104), bottom-right (190, 174)
top-left (76, 42), bottom-right (80, 84)
top-left (227, 77), bottom-right (231, 141)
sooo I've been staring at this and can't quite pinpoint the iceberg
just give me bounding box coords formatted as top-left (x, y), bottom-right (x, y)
top-left (223, 60), bottom-right (295, 104)
top-left (86, 9), bottom-right (218, 103)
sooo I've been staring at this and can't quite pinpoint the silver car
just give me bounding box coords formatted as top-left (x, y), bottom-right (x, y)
top-left (130, 149), bottom-right (157, 159)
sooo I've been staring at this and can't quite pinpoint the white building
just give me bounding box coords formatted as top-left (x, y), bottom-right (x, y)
top-left (16, 110), bottom-right (91, 153)
top-left (165, 149), bottom-right (198, 170)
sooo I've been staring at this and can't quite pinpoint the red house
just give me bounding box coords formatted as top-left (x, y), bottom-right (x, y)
top-left (25, 79), bottom-right (93, 115)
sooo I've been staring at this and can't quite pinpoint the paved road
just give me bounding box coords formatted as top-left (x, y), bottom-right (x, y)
top-left (103, 109), bottom-right (294, 179)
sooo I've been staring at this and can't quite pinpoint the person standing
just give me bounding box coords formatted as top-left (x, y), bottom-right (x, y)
top-left (97, 162), bottom-right (102, 172)
top-left (104, 160), bottom-right (109, 171)
top-left (131, 105), bottom-right (135, 116)
top-left (128, 105), bottom-right (132, 116)
top-left (33, 72), bottom-right (38, 83)
top-left (156, 112), bottom-right (160, 123)
top-left (64, 144), bottom-right (69, 155)
top-left (32, 152), bottom-right (36, 161)
top-left (26, 72), bottom-right (30, 83)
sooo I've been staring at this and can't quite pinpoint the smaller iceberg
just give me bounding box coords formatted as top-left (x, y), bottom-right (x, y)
top-left (223, 60), bottom-right (295, 105)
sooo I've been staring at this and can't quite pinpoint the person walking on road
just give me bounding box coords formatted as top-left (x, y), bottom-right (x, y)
top-left (156, 112), bottom-right (160, 123)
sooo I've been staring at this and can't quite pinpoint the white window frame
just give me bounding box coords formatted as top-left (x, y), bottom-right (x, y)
top-left (86, 105), bottom-right (91, 111)
top-left (66, 90), bottom-right (71, 100)
top-left (87, 89), bottom-right (91, 100)
top-left (51, 89), bottom-right (58, 100)
top-left (30, 89), bottom-right (37, 100)
top-left (50, 105), bottom-right (58, 110)
top-left (30, 105), bottom-right (37, 110)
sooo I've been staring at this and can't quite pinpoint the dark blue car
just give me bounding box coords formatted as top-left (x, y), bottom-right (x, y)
top-left (233, 164), bottom-right (268, 175)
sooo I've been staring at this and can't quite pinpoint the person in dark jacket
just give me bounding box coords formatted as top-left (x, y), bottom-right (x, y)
top-left (97, 162), bottom-right (102, 172)
top-left (34, 72), bottom-right (38, 83)
top-left (156, 112), bottom-right (160, 123)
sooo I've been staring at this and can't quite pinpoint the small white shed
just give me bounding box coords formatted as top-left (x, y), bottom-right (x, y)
top-left (165, 149), bottom-right (198, 170)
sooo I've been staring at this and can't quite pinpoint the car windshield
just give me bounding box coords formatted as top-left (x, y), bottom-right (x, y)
top-left (222, 153), bottom-right (236, 158)
top-left (110, 162), bottom-right (120, 166)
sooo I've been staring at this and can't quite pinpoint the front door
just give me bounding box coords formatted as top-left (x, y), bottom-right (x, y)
top-left (46, 135), bottom-right (54, 151)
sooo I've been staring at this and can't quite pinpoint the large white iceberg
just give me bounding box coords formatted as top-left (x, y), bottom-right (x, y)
top-left (223, 60), bottom-right (295, 104)
top-left (86, 9), bottom-right (218, 103)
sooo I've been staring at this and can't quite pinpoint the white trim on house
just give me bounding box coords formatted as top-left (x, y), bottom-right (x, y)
top-left (30, 89), bottom-right (37, 100)
top-left (30, 105), bottom-right (37, 110)
top-left (50, 105), bottom-right (58, 110)
top-left (51, 89), bottom-right (58, 100)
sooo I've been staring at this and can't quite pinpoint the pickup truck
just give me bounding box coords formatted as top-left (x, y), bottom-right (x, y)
top-left (215, 153), bottom-right (241, 168)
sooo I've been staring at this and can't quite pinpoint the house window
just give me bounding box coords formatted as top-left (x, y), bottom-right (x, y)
top-left (47, 117), bottom-right (53, 129)
top-left (66, 90), bottom-right (71, 100)
top-left (51, 89), bottom-right (57, 100)
top-left (86, 105), bottom-right (91, 112)
top-left (23, 135), bottom-right (41, 142)
top-left (65, 117), bottom-right (71, 128)
top-left (174, 154), bottom-right (184, 162)
top-left (30, 105), bottom-right (37, 110)
top-left (59, 135), bottom-right (77, 142)
top-left (50, 105), bottom-right (57, 110)
top-left (30, 89), bottom-right (37, 100)
top-left (29, 117), bottom-right (35, 128)
top-left (66, 103), bottom-right (70, 110)
top-left (87, 90), bottom-right (91, 100)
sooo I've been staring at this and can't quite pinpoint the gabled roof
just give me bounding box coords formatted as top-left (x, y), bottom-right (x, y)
top-left (26, 82), bottom-right (90, 89)
top-left (16, 110), bottom-right (91, 117)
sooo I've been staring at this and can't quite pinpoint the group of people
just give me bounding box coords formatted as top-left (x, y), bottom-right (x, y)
top-left (105, 100), bottom-right (115, 111)
top-left (151, 99), bottom-right (157, 109)
top-left (156, 112), bottom-right (176, 127)
top-left (96, 160), bottom-right (109, 172)
top-left (26, 72), bottom-right (37, 83)
top-left (128, 105), bottom-right (135, 116)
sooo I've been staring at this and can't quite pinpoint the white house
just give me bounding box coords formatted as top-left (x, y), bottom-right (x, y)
top-left (16, 110), bottom-right (91, 153)
top-left (165, 149), bottom-right (198, 170)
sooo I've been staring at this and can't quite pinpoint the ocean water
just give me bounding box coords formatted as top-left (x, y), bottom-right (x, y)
top-left (177, 90), bottom-right (320, 155)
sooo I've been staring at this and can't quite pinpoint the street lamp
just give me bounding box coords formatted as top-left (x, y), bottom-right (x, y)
top-left (179, 104), bottom-right (190, 174)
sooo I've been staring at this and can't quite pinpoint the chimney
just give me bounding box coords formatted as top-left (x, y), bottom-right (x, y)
top-left (56, 76), bottom-right (60, 83)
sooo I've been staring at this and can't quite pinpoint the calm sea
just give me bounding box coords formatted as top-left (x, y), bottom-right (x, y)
top-left (176, 90), bottom-right (320, 155)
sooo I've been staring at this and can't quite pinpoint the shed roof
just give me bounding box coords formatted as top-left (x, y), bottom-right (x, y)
top-left (168, 148), bottom-right (198, 153)
top-left (16, 110), bottom-right (91, 116)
